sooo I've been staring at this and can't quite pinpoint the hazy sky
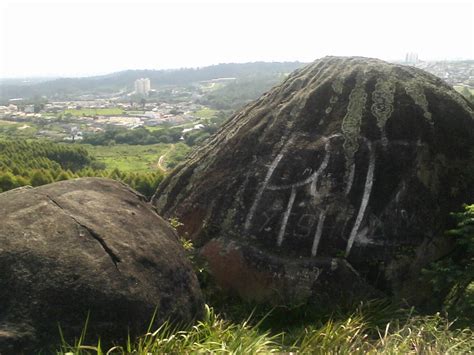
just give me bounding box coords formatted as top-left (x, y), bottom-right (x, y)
top-left (0, 0), bottom-right (472, 78)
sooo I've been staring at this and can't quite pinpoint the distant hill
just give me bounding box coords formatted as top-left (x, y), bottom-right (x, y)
top-left (0, 62), bottom-right (306, 101)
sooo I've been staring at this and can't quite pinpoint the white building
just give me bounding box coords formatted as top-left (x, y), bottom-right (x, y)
top-left (0, 106), bottom-right (9, 117)
top-left (134, 78), bottom-right (151, 95)
top-left (405, 52), bottom-right (419, 64)
top-left (144, 111), bottom-right (161, 119)
top-left (24, 105), bottom-right (35, 113)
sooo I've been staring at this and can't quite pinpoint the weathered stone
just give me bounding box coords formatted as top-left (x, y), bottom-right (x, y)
top-left (0, 178), bottom-right (204, 353)
top-left (153, 56), bottom-right (474, 307)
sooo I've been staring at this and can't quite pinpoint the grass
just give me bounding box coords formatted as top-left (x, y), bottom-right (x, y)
top-left (83, 144), bottom-right (171, 172)
top-left (83, 143), bottom-right (191, 172)
top-left (64, 108), bottom-right (124, 116)
top-left (144, 126), bottom-right (164, 132)
top-left (199, 82), bottom-right (225, 92)
top-left (0, 120), bottom-right (39, 138)
top-left (54, 212), bottom-right (474, 354)
top-left (163, 143), bottom-right (191, 169)
top-left (0, 119), bottom-right (19, 126)
top-left (193, 107), bottom-right (218, 119)
top-left (57, 303), bottom-right (474, 354)
top-left (454, 85), bottom-right (474, 96)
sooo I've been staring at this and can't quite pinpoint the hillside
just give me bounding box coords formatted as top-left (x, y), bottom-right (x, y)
top-left (0, 62), bottom-right (305, 101)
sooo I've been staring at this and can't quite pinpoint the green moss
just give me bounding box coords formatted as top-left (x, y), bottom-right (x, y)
top-left (405, 80), bottom-right (433, 124)
top-left (371, 77), bottom-right (395, 142)
top-left (222, 207), bottom-right (237, 230)
top-left (341, 73), bottom-right (367, 163)
top-left (332, 76), bottom-right (344, 95)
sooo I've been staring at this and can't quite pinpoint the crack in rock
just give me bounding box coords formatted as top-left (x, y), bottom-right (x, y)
top-left (37, 192), bottom-right (122, 268)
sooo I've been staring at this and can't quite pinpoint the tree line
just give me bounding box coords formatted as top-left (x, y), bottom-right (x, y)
top-left (0, 140), bottom-right (163, 198)
top-left (0, 62), bottom-right (305, 101)
top-left (81, 125), bottom-right (219, 147)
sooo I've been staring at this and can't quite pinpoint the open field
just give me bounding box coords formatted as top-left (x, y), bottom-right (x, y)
top-left (145, 126), bottom-right (165, 132)
top-left (0, 120), bottom-right (39, 138)
top-left (199, 81), bottom-right (225, 92)
top-left (160, 143), bottom-right (190, 169)
top-left (83, 143), bottom-right (190, 172)
top-left (84, 144), bottom-right (170, 172)
top-left (454, 85), bottom-right (474, 95)
top-left (64, 108), bottom-right (124, 116)
top-left (193, 107), bottom-right (218, 119)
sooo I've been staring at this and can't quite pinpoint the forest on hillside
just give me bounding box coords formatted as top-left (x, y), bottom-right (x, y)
top-left (0, 140), bottom-right (164, 198)
top-left (0, 62), bottom-right (305, 101)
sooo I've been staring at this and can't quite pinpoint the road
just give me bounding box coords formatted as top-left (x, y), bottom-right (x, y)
top-left (157, 144), bottom-right (175, 172)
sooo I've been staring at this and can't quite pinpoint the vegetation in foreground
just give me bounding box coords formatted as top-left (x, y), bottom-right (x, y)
top-left (57, 206), bottom-right (474, 354)
top-left (1, 139), bottom-right (472, 354)
top-left (57, 302), bottom-right (473, 354)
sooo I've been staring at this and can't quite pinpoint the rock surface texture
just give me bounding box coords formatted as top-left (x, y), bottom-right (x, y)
top-left (0, 178), bottom-right (203, 353)
top-left (153, 56), bottom-right (474, 306)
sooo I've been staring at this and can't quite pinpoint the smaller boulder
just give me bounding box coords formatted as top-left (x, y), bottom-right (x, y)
top-left (0, 178), bottom-right (204, 353)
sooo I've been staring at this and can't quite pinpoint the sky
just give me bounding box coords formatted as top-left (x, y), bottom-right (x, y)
top-left (0, 0), bottom-right (473, 78)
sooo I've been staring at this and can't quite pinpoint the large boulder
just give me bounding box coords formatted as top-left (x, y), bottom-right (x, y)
top-left (153, 56), bottom-right (474, 306)
top-left (0, 178), bottom-right (204, 353)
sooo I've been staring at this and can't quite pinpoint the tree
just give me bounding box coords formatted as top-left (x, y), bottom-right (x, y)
top-left (0, 172), bottom-right (17, 192)
top-left (134, 175), bottom-right (154, 197)
top-left (15, 175), bottom-right (30, 187)
top-left (30, 170), bottom-right (53, 187)
top-left (424, 204), bottom-right (474, 316)
top-left (33, 103), bottom-right (45, 113)
top-left (56, 171), bottom-right (72, 181)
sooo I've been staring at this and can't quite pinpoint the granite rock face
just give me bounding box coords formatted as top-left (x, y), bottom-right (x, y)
top-left (153, 56), bottom-right (474, 306)
top-left (0, 178), bottom-right (204, 353)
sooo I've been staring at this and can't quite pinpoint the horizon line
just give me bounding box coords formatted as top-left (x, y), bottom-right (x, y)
top-left (1, 57), bottom-right (473, 81)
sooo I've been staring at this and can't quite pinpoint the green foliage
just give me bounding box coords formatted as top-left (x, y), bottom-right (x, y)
top-left (63, 108), bottom-right (124, 117)
top-left (454, 85), bottom-right (474, 104)
top-left (201, 74), bottom-right (288, 110)
top-left (82, 127), bottom-right (182, 146)
top-left (168, 217), bottom-right (184, 231)
top-left (183, 129), bottom-right (211, 146)
top-left (164, 143), bottom-right (191, 169)
top-left (84, 143), bottom-right (190, 173)
top-left (0, 171), bottom-right (18, 191)
top-left (0, 120), bottom-right (39, 139)
top-left (56, 303), bottom-right (473, 354)
top-left (0, 139), bottom-right (164, 198)
top-left (0, 139), bottom-right (93, 172)
top-left (58, 305), bottom-right (279, 354)
top-left (169, 217), bottom-right (214, 299)
top-left (30, 169), bottom-right (54, 186)
top-left (423, 204), bottom-right (474, 326)
top-left (193, 107), bottom-right (219, 119)
top-left (294, 312), bottom-right (473, 354)
top-left (82, 125), bottom-right (216, 148)
top-left (179, 237), bottom-right (194, 252)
